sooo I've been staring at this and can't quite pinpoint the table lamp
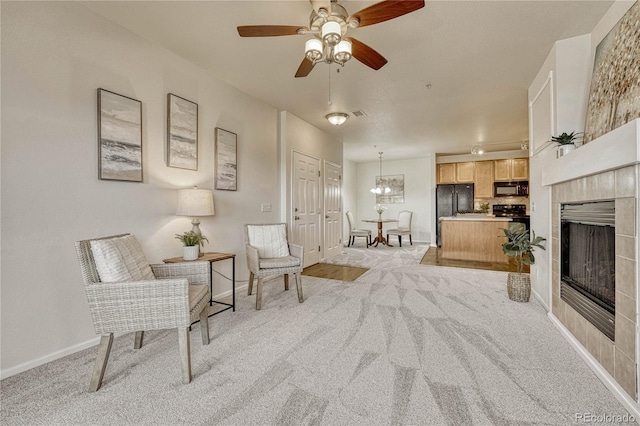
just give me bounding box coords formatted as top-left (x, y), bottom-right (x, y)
top-left (176, 186), bottom-right (215, 236)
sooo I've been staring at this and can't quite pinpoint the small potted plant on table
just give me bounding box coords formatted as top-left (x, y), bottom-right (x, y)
top-left (501, 224), bottom-right (546, 302)
top-left (552, 131), bottom-right (582, 157)
top-left (175, 231), bottom-right (209, 261)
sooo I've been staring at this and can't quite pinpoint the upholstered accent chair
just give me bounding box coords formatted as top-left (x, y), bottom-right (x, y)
top-left (345, 211), bottom-right (371, 247)
top-left (244, 223), bottom-right (304, 310)
top-left (75, 233), bottom-right (210, 392)
top-left (387, 210), bottom-right (413, 247)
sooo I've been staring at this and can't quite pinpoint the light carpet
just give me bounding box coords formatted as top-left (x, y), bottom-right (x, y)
top-left (1, 244), bottom-right (633, 425)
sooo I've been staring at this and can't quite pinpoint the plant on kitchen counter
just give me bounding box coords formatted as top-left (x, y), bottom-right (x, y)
top-left (479, 203), bottom-right (490, 213)
top-left (501, 224), bottom-right (546, 302)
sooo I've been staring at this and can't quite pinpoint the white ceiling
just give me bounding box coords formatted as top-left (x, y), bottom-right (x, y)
top-left (81, 0), bottom-right (613, 163)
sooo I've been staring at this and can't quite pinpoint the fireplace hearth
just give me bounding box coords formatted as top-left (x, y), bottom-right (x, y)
top-left (560, 201), bottom-right (615, 340)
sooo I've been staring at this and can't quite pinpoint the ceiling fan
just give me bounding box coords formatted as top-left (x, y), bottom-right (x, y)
top-left (237, 0), bottom-right (425, 77)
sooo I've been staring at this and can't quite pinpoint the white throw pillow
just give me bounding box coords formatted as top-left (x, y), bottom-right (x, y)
top-left (90, 235), bottom-right (155, 283)
top-left (247, 224), bottom-right (290, 258)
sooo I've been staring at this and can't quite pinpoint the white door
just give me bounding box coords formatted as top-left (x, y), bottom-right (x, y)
top-left (324, 161), bottom-right (342, 260)
top-left (292, 151), bottom-right (320, 267)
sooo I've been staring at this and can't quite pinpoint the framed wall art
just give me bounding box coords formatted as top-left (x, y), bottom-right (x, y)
top-left (584, 2), bottom-right (640, 143)
top-left (97, 88), bottom-right (143, 182)
top-left (215, 127), bottom-right (237, 191)
top-left (167, 93), bottom-right (198, 170)
top-left (376, 174), bottom-right (404, 204)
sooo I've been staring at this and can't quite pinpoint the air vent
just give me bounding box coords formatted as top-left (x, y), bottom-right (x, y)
top-left (351, 109), bottom-right (367, 118)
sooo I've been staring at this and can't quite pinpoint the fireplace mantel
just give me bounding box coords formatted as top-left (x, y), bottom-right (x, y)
top-left (542, 118), bottom-right (640, 186)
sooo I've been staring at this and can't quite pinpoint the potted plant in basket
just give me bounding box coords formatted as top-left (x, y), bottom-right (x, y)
top-left (175, 231), bottom-right (209, 261)
top-left (501, 224), bottom-right (546, 302)
top-left (552, 131), bottom-right (582, 157)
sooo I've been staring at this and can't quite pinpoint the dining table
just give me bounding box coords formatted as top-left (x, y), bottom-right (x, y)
top-left (361, 218), bottom-right (398, 247)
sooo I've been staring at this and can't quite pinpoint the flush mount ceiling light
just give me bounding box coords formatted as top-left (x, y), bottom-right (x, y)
top-left (471, 145), bottom-right (484, 155)
top-left (326, 112), bottom-right (349, 126)
top-left (237, 1), bottom-right (425, 78)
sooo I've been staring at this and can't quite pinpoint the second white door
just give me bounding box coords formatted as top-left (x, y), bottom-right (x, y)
top-left (292, 151), bottom-right (320, 267)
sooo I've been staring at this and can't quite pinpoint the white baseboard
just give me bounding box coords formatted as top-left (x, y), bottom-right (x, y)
top-left (214, 284), bottom-right (247, 299)
top-left (0, 336), bottom-right (100, 380)
top-left (531, 288), bottom-right (549, 311)
top-left (548, 312), bottom-right (640, 420)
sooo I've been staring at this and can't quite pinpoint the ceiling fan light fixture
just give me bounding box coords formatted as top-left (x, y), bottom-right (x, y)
top-left (326, 112), bottom-right (349, 126)
top-left (321, 21), bottom-right (342, 46)
top-left (305, 38), bottom-right (324, 61)
top-left (333, 40), bottom-right (352, 63)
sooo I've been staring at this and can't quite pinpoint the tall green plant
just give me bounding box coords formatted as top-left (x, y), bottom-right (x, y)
top-left (175, 231), bottom-right (209, 247)
top-left (501, 225), bottom-right (546, 274)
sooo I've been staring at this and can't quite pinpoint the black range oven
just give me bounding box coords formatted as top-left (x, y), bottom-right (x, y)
top-left (493, 204), bottom-right (530, 230)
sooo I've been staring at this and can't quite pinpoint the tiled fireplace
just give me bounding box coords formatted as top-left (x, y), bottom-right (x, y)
top-left (544, 118), bottom-right (639, 402)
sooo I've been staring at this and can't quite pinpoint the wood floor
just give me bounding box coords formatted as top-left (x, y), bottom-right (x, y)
top-left (420, 246), bottom-right (529, 273)
top-left (302, 263), bottom-right (369, 282)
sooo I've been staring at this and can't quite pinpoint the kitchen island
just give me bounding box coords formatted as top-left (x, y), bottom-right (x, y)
top-left (440, 216), bottom-right (512, 263)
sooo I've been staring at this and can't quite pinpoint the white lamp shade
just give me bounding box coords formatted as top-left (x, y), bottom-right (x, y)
top-left (321, 21), bottom-right (341, 46)
top-left (176, 187), bottom-right (215, 216)
top-left (334, 40), bottom-right (352, 63)
top-left (305, 38), bottom-right (323, 61)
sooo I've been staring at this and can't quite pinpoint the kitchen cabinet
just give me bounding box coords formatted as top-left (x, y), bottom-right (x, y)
top-left (437, 163), bottom-right (456, 184)
top-left (511, 158), bottom-right (529, 180)
top-left (474, 161), bottom-right (494, 198)
top-left (437, 162), bottom-right (474, 184)
top-left (494, 158), bottom-right (529, 181)
top-left (455, 162), bottom-right (475, 183)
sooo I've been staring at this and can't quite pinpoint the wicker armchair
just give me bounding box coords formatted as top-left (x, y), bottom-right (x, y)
top-left (244, 224), bottom-right (304, 310)
top-left (387, 210), bottom-right (413, 247)
top-left (75, 234), bottom-right (211, 392)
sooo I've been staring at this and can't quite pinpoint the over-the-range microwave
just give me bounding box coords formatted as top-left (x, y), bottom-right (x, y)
top-left (494, 181), bottom-right (529, 197)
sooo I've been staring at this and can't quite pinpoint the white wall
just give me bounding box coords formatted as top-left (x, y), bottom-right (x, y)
top-left (528, 34), bottom-right (592, 310)
top-left (1, 2), bottom-right (281, 375)
top-left (355, 156), bottom-right (434, 244)
top-left (278, 111), bottom-right (343, 259)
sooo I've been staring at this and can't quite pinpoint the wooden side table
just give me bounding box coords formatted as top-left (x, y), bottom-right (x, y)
top-left (163, 252), bottom-right (236, 317)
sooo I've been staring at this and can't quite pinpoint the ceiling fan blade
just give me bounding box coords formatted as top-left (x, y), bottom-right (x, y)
top-left (309, 0), bottom-right (331, 15)
top-left (237, 25), bottom-right (305, 37)
top-left (348, 38), bottom-right (388, 70)
top-left (295, 58), bottom-right (316, 78)
top-left (348, 0), bottom-right (425, 28)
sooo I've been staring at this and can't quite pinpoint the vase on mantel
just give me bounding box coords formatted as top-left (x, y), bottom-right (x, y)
top-left (557, 144), bottom-right (575, 158)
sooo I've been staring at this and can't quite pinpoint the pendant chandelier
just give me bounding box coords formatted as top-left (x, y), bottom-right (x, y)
top-left (370, 152), bottom-right (391, 194)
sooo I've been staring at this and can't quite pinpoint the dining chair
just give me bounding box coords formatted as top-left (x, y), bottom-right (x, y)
top-left (75, 233), bottom-right (210, 391)
top-left (345, 211), bottom-right (371, 247)
top-left (387, 210), bottom-right (413, 247)
top-left (244, 223), bottom-right (304, 310)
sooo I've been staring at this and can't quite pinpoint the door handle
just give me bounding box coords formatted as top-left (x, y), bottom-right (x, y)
top-left (325, 215), bottom-right (330, 219)
top-left (294, 216), bottom-right (300, 220)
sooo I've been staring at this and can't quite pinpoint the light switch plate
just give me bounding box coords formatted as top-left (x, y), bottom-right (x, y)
top-left (261, 203), bottom-right (271, 212)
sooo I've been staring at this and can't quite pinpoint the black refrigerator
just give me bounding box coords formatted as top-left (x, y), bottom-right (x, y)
top-left (436, 184), bottom-right (474, 246)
